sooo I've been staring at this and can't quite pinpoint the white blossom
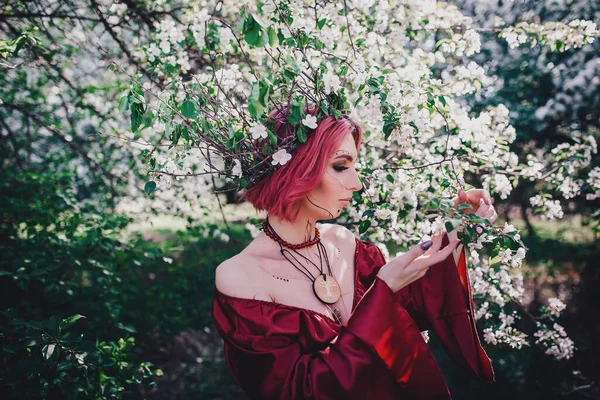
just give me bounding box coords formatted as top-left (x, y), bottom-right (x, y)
top-left (301, 114), bottom-right (318, 129)
top-left (232, 159), bottom-right (243, 178)
top-left (271, 149), bottom-right (292, 166)
top-left (322, 71), bottom-right (341, 94)
top-left (250, 122), bottom-right (268, 140)
top-left (547, 297), bottom-right (567, 317)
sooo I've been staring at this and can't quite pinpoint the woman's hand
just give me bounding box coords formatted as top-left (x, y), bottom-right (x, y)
top-left (376, 233), bottom-right (460, 293)
top-left (452, 188), bottom-right (498, 224)
top-left (447, 188), bottom-right (498, 266)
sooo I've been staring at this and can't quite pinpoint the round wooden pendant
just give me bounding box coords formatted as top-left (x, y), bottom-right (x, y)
top-left (313, 274), bottom-right (341, 304)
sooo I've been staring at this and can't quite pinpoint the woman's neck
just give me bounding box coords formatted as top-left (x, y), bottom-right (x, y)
top-left (266, 212), bottom-right (318, 245)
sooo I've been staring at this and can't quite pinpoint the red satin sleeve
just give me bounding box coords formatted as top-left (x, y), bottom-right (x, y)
top-left (364, 234), bottom-right (494, 382)
top-left (212, 277), bottom-right (451, 399)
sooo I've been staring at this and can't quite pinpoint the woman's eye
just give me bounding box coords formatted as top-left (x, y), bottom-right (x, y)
top-left (333, 165), bottom-right (349, 172)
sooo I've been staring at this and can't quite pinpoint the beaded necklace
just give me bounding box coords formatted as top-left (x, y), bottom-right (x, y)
top-left (261, 217), bottom-right (343, 322)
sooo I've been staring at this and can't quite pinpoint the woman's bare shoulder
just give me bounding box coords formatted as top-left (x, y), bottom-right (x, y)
top-left (321, 223), bottom-right (357, 249)
top-left (215, 251), bottom-right (272, 302)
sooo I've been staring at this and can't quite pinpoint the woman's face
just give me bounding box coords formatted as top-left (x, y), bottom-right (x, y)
top-left (303, 132), bottom-right (363, 220)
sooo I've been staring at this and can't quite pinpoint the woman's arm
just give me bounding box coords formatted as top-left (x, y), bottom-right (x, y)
top-left (388, 235), bottom-right (495, 381)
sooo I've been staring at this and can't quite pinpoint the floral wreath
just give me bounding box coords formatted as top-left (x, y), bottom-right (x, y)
top-left (223, 96), bottom-right (351, 191)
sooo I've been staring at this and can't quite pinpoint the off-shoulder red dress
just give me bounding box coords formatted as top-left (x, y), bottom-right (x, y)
top-left (212, 234), bottom-right (494, 399)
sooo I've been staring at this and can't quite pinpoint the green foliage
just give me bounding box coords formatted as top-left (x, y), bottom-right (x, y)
top-left (242, 13), bottom-right (269, 48)
top-left (0, 170), bottom-right (162, 399)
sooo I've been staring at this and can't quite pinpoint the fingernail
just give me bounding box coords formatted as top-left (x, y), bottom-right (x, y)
top-left (420, 240), bottom-right (433, 250)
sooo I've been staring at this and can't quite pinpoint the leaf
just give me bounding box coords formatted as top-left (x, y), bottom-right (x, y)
top-left (118, 95), bottom-right (129, 112)
top-left (247, 101), bottom-right (259, 118)
top-left (318, 18), bottom-right (327, 30)
top-left (144, 181), bottom-right (157, 195)
top-left (243, 14), bottom-right (268, 47)
top-left (438, 95), bottom-right (447, 107)
top-left (248, 80), bottom-right (270, 117)
top-left (117, 322), bottom-right (137, 333)
top-left (130, 102), bottom-right (145, 133)
top-left (181, 126), bottom-right (190, 141)
top-left (43, 343), bottom-right (58, 360)
top-left (59, 314), bottom-right (85, 333)
top-left (287, 101), bottom-right (303, 125)
top-left (181, 101), bottom-right (197, 119)
top-left (283, 68), bottom-right (297, 81)
top-left (267, 26), bottom-right (279, 47)
top-left (359, 220), bottom-right (371, 234)
top-left (267, 129), bottom-right (278, 146)
top-left (445, 221), bottom-right (455, 234)
top-left (297, 126), bottom-right (307, 143)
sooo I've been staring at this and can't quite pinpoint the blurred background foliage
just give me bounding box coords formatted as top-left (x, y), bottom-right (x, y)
top-left (1, 0), bottom-right (599, 399)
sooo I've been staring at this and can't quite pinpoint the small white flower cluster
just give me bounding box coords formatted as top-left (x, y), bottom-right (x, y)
top-left (215, 65), bottom-right (245, 94)
top-left (200, 227), bottom-right (230, 243)
top-left (500, 20), bottom-right (598, 51)
top-left (534, 323), bottom-right (575, 360)
top-left (438, 29), bottom-right (482, 57)
top-left (483, 325), bottom-right (528, 349)
top-left (550, 138), bottom-right (597, 176)
top-left (521, 155), bottom-right (545, 181)
top-left (500, 247), bottom-right (527, 268)
top-left (374, 208), bottom-right (393, 220)
top-left (245, 222), bottom-right (261, 239)
top-left (322, 71), bottom-right (341, 94)
top-left (547, 297), bottom-right (567, 317)
top-left (529, 195), bottom-right (564, 220)
top-left (585, 167), bottom-right (600, 200)
top-left (557, 176), bottom-right (583, 200)
top-left (154, 19), bottom-right (185, 55)
top-left (470, 253), bottom-right (526, 308)
top-left (108, 2), bottom-right (127, 16)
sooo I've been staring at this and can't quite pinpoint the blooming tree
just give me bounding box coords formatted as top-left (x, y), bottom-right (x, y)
top-left (2, 0), bottom-right (598, 372)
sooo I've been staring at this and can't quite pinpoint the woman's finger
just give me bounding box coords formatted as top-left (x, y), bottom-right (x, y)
top-left (483, 207), bottom-right (494, 219)
top-left (423, 233), bottom-right (444, 255)
top-left (395, 235), bottom-right (442, 265)
top-left (475, 199), bottom-right (490, 216)
top-left (412, 239), bottom-right (460, 269)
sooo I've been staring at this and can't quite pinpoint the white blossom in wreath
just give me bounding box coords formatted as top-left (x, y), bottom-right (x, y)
top-left (232, 159), bottom-right (242, 178)
top-left (301, 114), bottom-right (318, 129)
top-left (271, 149), bottom-right (292, 166)
top-left (249, 122), bottom-right (268, 140)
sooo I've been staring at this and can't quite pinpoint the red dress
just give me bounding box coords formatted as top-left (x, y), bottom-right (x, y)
top-left (212, 234), bottom-right (494, 399)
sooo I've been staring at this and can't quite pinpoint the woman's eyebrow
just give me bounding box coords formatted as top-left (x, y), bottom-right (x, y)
top-left (333, 154), bottom-right (355, 162)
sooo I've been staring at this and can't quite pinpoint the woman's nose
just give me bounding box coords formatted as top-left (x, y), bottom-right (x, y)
top-left (348, 171), bottom-right (363, 192)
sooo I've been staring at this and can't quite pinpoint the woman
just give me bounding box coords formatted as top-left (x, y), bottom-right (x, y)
top-left (212, 109), bottom-right (496, 399)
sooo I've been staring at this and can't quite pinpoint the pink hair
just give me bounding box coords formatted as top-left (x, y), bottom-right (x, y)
top-left (241, 108), bottom-right (363, 222)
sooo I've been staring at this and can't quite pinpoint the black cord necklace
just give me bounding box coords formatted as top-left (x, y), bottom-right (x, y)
top-left (263, 217), bottom-right (342, 306)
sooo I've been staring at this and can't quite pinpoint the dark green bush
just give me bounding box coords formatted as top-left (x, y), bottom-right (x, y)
top-left (0, 170), bottom-right (162, 399)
